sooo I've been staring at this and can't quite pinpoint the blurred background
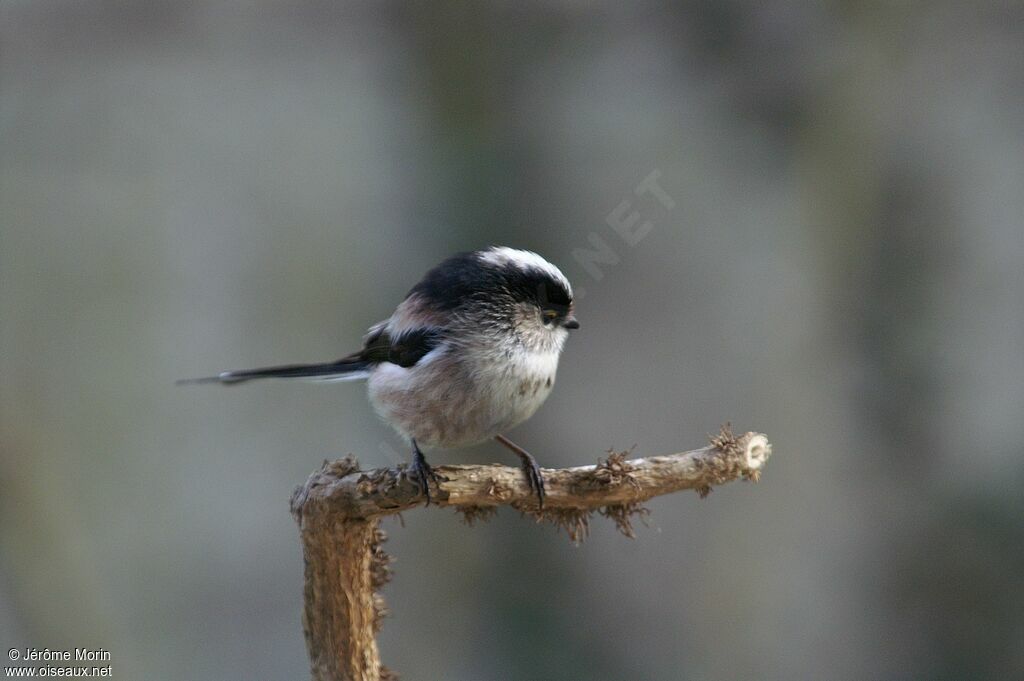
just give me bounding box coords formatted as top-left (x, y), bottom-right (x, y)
top-left (2, 2), bottom-right (1022, 679)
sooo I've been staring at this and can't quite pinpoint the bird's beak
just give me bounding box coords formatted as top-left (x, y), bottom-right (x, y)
top-left (562, 316), bottom-right (580, 330)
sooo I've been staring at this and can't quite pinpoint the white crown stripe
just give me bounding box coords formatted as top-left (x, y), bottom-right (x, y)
top-left (477, 247), bottom-right (573, 298)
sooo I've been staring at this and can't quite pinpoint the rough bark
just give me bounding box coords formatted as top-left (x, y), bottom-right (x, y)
top-left (290, 426), bottom-right (772, 681)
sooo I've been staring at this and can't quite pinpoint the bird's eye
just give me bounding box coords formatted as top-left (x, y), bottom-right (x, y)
top-left (543, 309), bottom-right (558, 322)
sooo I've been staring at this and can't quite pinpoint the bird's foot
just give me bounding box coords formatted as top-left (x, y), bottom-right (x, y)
top-left (411, 446), bottom-right (443, 505)
top-left (518, 451), bottom-right (547, 509)
top-left (494, 434), bottom-right (547, 508)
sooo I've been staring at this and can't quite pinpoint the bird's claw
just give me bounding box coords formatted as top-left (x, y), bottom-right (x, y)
top-left (520, 454), bottom-right (546, 509)
top-left (411, 448), bottom-right (443, 505)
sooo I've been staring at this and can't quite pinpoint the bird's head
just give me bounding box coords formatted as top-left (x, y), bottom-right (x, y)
top-left (476, 247), bottom-right (578, 351)
top-left (407, 246), bottom-right (578, 350)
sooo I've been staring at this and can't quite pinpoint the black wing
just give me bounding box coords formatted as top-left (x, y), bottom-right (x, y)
top-left (360, 326), bottom-right (444, 368)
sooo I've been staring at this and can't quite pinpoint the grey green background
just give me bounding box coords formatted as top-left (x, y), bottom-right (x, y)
top-left (2, 2), bottom-right (1022, 679)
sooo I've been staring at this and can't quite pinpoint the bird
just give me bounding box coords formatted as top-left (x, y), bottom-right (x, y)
top-left (179, 246), bottom-right (579, 506)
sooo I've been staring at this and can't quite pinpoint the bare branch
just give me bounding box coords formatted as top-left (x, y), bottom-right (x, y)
top-left (290, 426), bottom-right (772, 681)
top-left (292, 428), bottom-right (771, 520)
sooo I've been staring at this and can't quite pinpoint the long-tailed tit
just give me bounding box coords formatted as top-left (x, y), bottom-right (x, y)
top-left (181, 246), bottom-right (579, 506)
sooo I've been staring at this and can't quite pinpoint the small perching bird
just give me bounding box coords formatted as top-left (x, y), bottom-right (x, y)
top-left (180, 247), bottom-right (579, 506)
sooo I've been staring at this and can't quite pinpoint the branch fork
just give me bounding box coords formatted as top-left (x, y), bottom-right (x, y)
top-left (290, 426), bottom-right (772, 681)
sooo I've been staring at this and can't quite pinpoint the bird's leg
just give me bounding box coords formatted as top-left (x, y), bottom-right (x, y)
top-left (410, 439), bottom-right (443, 505)
top-left (494, 434), bottom-right (546, 508)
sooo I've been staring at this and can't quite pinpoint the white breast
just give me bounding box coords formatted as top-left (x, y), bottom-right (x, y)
top-left (484, 346), bottom-right (560, 432)
top-left (366, 344), bottom-right (561, 449)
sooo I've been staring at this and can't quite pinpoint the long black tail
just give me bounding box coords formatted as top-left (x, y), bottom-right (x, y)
top-left (177, 358), bottom-right (370, 385)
